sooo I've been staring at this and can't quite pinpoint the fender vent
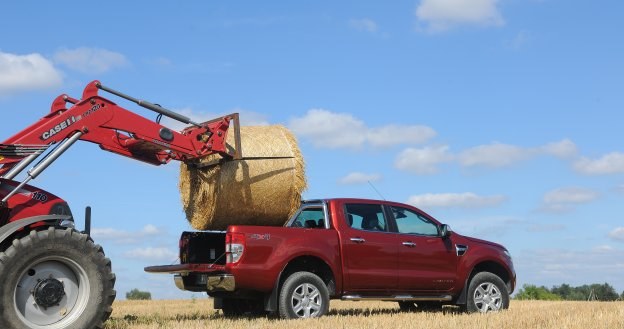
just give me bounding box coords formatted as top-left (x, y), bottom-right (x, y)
top-left (455, 244), bottom-right (468, 256)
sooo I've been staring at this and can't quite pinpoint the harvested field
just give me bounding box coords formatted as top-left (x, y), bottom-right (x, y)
top-left (104, 299), bottom-right (624, 329)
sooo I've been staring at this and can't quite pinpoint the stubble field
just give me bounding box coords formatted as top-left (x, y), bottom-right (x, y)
top-left (104, 299), bottom-right (624, 329)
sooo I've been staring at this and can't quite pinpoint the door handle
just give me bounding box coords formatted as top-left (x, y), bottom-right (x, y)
top-left (402, 241), bottom-right (416, 247)
top-left (350, 237), bottom-right (365, 243)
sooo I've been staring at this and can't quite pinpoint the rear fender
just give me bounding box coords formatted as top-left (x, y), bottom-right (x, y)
top-left (0, 214), bottom-right (72, 245)
top-left (264, 255), bottom-right (337, 313)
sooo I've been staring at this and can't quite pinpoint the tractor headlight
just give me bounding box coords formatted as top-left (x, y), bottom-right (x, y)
top-left (50, 202), bottom-right (75, 228)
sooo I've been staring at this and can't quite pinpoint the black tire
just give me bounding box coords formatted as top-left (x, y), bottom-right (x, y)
top-left (221, 298), bottom-right (265, 317)
top-left (278, 271), bottom-right (329, 319)
top-left (0, 227), bottom-right (116, 329)
top-left (465, 272), bottom-right (509, 313)
top-left (398, 301), bottom-right (441, 312)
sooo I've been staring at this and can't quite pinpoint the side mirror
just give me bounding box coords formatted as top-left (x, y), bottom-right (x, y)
top-left (440, 224), bottom-right (452, 238)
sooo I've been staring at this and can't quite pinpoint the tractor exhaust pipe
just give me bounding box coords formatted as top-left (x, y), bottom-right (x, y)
top-left (84, 206), bottom-right (91, 237)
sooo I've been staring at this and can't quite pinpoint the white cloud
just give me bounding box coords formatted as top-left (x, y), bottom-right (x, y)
top-left (91, 224), bottom-right (165, 244)
top-left (162, 108), bottom-right (269, 131)
top-left (349, 18), bottom-right (378, 33)
top-left (395, 145), bottom-right (453, 174)
top-left (574, 152), bottom-right (624, 175)
top-left (540, 139), bottom-right (578, 158)
top-left (0, 51), bottom-right (63, 95)
top-left (540, 187), bottom-right (599, 213)
top-left (407, 192), bottom-right (506, 209)
top-left (593, 245), bottom-right (614, 253)
top-left (609, 227), bottom-right (624, 242)
top-left (395, 139), bottom-right (577, 174)
top-left (289, 109), bottom-right (436, 149)
top-left (338, 172), bottom-right (382, 185)
top-left (543, 187), bottom-right (598, 204)
top-left (289, 109), bottom-right (367, 149)
top-left (54, 47), bottom-right (128, 73)
top-left (123, 247), bottom-right (177, 262)
top-left (141, 224), bottom-right (161, 235)
top-left (368, 125), bottom-right (437, 148)
top-left (415, 0), bottom-right (504, 32)
top-left (458, 139), bottom-right (577, 168)
top-left (459, 143), bottom-right (530, 168)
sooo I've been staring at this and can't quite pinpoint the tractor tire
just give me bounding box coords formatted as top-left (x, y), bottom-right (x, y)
top-left (278, 271), bottom-right (329, 319)
top-left (0, 227), bottom-right (116, 329)
top-left (465, 272), bottom-right (509, 313)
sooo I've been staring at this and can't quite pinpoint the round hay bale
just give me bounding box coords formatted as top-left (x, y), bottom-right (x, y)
top-left (179, 125), bottom-right (306, 230)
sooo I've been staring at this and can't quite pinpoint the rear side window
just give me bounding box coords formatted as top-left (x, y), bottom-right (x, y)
top-left (345, 203), bottom-right (388, 232)
top-left (290, 207), bottom-right (325, 228)
top-left (391, 206), bottom-right (439, 236)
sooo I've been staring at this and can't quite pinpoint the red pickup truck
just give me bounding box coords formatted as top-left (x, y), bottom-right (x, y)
top-left (146, 198), bottom-right (515, 318)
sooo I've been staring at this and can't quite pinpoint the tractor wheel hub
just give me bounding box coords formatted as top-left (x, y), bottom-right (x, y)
top-left (33, 278), bottom-right (65, 308)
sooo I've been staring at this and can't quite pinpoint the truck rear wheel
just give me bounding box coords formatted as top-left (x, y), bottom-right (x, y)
top-left (465, 272), bottom-right (509, 313)
top-left (278, 271), bottom-right (329, 319)
top-left (0, 227), bottom-right (116, 329)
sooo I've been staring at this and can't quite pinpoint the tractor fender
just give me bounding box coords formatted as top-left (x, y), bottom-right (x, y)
top-left (0, 215), bottom-right (72, 245)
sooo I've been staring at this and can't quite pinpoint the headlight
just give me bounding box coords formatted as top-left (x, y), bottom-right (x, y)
top-left (50, 202), bottom-right (73, 218)
top-left (50, 202), bottom-right (75, 228)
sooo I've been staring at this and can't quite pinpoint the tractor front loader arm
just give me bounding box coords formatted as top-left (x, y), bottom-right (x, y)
top-left (0, 80), bottom-right (241, 179)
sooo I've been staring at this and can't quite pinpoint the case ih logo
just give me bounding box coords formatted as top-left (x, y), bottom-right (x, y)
top-left (40, 104), bottom-right (102, 141)
top-left (40, 116), bottom-right (77, 141)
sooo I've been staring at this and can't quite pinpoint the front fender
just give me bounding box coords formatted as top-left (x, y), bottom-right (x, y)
top-left (0, 214), bottom-right (72, 245)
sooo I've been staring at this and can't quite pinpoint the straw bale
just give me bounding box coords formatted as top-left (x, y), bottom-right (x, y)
top-left (179, 125), bottom-right (306, 230)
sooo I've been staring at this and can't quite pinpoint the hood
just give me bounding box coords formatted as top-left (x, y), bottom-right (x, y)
top-left (463, 235), bottom-right (506, 251)
top-left (0, 178), bottom-right (70, 222)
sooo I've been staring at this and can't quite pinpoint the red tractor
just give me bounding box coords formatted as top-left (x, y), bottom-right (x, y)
top-left (0, 81), bottom-right (241, 329)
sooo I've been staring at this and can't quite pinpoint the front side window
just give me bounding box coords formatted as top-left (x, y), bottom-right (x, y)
top-left (392, 206), bottom-right (439, 236)
top-left (345, 203), bottom-right (388, 232)
top-left (290, 207), bottom-right (325, 228)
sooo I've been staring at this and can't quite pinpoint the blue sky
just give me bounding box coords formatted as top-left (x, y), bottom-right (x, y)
top-left (1, 0), bottom-right (623, 299)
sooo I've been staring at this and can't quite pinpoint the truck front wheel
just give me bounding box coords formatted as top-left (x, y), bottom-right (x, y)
top-left (0, 227), bottom-right (116, 329)
top-left (465, 272), bottom-right (509, 313)
top-left (278, 271), bottom-right (329, 319)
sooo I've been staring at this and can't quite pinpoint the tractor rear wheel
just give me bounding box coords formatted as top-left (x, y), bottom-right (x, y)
top-left (0, 227), bottom-right (116, 329)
